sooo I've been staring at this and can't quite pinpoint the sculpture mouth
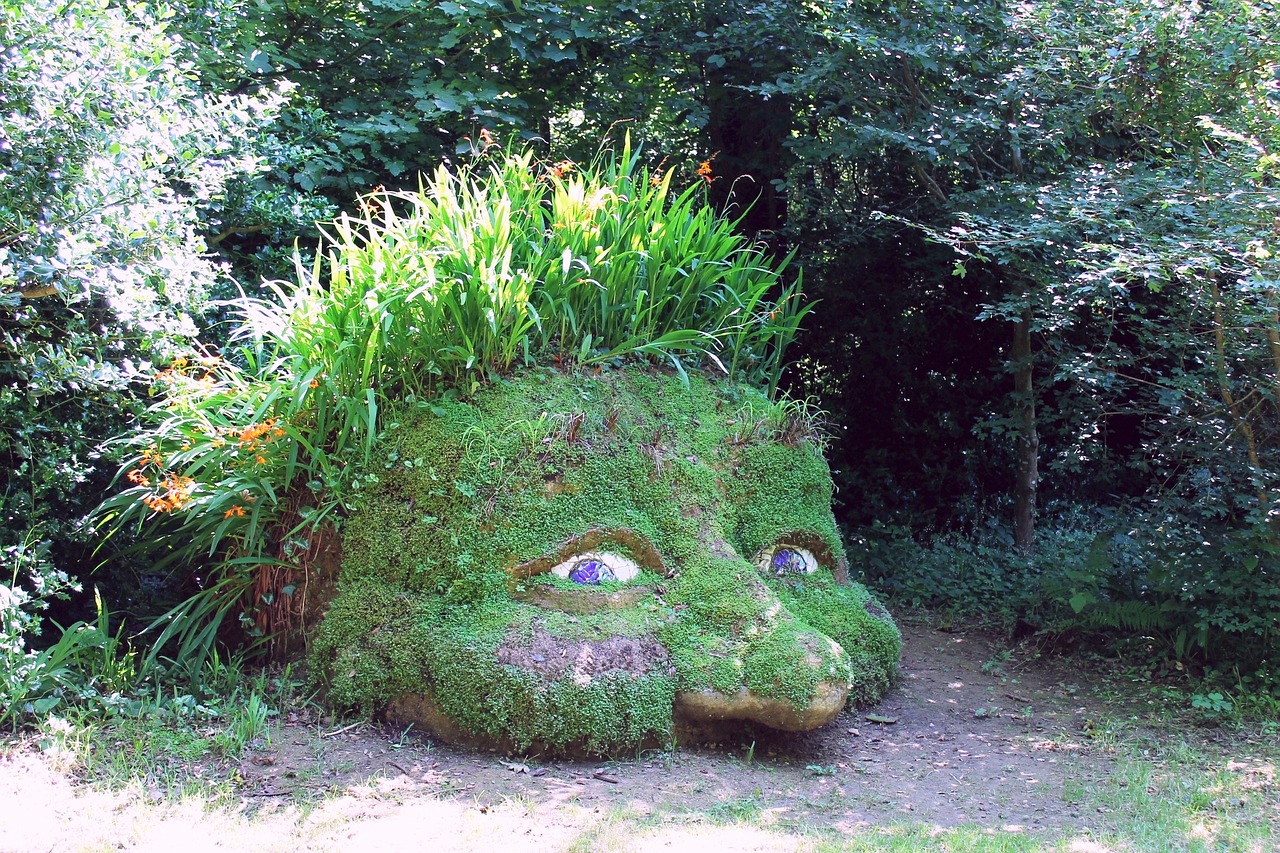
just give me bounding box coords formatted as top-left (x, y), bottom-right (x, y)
top-left (495, 622), bottom-right (672, 684)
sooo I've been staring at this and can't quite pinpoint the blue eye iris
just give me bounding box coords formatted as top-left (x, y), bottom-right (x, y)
top-left (568, 559), bottom-right (616, 585)
top-left (770, 548), bottom-right (806, 576)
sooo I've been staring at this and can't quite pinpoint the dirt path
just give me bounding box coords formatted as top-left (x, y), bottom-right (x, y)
top-left (4, 623), bottom-right (1162, 852)
top-left (239, 623), bottom-right (1111, 833)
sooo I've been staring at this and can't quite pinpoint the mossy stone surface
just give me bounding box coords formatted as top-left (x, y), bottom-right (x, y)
top-left (311, 365), bottom-right (900, 754)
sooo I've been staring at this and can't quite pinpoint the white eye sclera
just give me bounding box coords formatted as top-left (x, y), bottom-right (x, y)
top-left (758, 546), bottom-right (818, 576)
top-left (549, 551), bottom-right (641, 585)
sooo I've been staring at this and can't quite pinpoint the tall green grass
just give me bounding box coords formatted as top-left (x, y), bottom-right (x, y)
top-left (252, 142), bottom-right (806, 443)
top-left (94, 142), bottom-right (809, 670)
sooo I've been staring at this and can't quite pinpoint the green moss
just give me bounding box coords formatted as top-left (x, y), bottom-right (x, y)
top-left (535, 601), bottom-right (672, 640)
top-left (741, 616), bottom-right (840, 709)
top-left (764, 572), bottom-right (902, 705)
top-left (725, 442), bottom-right (844, 562)
top-left (311, 364), bottom-right (901, 753)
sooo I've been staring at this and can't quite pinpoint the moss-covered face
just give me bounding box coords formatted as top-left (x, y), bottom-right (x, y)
top-left (312, 366), bottom-right (900, 754)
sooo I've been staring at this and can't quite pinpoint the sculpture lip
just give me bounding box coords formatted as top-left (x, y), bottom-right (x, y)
top-left (673, 680), bottom-right (850, 732)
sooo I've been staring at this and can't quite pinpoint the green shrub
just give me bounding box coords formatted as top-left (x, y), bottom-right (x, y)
top-left (854, 505), bottom-right (1280, 670)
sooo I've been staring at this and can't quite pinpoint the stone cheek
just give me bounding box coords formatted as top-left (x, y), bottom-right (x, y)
top-left (510, 583), bottom-right (655, 614)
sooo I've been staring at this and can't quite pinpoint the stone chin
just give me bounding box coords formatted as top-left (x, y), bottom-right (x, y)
top-left (674, 680), bottom-right (850, 732)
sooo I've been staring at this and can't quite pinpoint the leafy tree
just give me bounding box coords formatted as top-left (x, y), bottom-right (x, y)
top-left (166, 0), bottom-right (600, 195)
top-left (0, 0), bottom-right (278, 627)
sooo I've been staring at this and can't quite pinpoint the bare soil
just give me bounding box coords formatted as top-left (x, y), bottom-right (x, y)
top-left (16, 622), bottom-right (1217, 852)
top-left (240, 622), bottom-right (1113, 832)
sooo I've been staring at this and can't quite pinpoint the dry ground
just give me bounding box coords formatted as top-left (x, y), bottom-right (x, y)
top-left (2, 623), bottom-right (1275, 852)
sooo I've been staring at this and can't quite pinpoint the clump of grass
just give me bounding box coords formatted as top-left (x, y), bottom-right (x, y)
top-left (94, 140), bottom-right (809, 672)
top-left (254, 138), bottom-right (806, 413)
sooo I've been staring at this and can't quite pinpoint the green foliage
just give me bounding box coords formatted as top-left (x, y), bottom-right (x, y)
top-left (854, 510), bottom-right (1126, 634)
top-left (258, 142), bottom-right (807, 406)
top-left (858, 505), bottom-right (1279, 668)
top-left (0, 0), bottom-right (290, 666)
top-left (92, 348), bottom-right (340, 674)
top-left (167, 0), bottom-right (600, 193)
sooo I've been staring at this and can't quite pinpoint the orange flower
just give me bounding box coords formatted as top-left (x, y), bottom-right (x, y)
top-left (358, 187), bottom-right (385, 216)
top-left (256, 455), bottom-right (267, 465)
top-left (696, 160), bottom-right (714, 185)
top-left (158, 473), bottom-right (196, 510)
top-left (126, 469), bottom-right (150, 487)
top-left (236, 418), bottom-right (277, 445)
top-left (142, 495), bottom-right (172, 512)
top-left (308, 379), bottom-right (320, 389)
top-left (224, 505), bottom-right (247, 519)
top-left (547, 159), bottom-right (575, 179)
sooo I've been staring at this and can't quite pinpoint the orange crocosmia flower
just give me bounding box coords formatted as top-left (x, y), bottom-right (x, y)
top-left (237, 420), bottom-right (276, 445)
top-left (224, 505), bottom-right (247, 519)
top-left (142, 495), bottom-right (171, 512)
top-left (256, 455), bottom-right (267, 465)
top-left (272, 428), bottom-right (285, 438)
top-left (308, 379), bottom-right (320, 389)
top-left (159, 474), bottom-right (195, 509)
top-left (126, 469), bottom-right (150, 487)
top-left (548, 160), bottom-right (574, 179)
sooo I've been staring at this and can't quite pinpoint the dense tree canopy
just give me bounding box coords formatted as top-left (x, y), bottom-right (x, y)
top-left (2, 0), bottom-right (1278, 697)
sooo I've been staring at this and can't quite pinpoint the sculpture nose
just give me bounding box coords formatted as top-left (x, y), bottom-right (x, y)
top-left (666, 552), bottom-right (853, 732)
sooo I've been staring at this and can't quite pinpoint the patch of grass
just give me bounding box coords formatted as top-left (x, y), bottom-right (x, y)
top-left (1076, 734), bottom-right (1280, 852)
top-left (28, 659), bottom-right (302, 801)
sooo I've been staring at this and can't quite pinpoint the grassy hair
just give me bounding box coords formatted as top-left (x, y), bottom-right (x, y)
top-left (253, 140), bottom-right (805, 414)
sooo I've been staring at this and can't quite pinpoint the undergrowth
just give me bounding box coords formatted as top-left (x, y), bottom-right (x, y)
top-left (851, 505), bottom-right (1280, 723)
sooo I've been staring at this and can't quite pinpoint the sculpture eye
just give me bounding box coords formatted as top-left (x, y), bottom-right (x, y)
top-left (567, 557), bottom-right (615, 585)
top-left (757, 545), bottom-right (818, 576)
top-left (548, 550), bottom-right (641, 585)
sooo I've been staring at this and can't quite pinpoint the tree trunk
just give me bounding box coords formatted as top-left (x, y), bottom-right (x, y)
top-left (1012, 307), bottom-right (1038, 554)
top-left (701, 1), bottom-right (791, 241)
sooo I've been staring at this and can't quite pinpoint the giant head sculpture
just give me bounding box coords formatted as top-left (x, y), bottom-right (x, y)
top-left (312, 365), bottom-right (899, 754)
